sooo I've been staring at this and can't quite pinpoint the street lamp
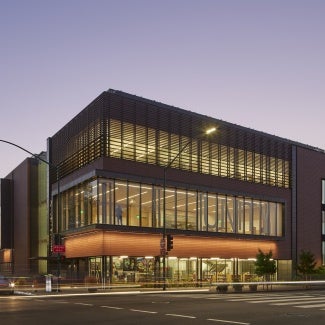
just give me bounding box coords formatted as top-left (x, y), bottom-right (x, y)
top-left (162, 127), bottom-right (216, 290)
top-left (0, 139), bottom-right (61, 291)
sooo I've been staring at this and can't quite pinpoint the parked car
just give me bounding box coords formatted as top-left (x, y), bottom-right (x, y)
top-left (0, 275), bottom-right (15, 295)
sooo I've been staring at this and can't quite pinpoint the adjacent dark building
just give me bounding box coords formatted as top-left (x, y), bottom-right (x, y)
top-left (0, 155), bottom-right (48, 276)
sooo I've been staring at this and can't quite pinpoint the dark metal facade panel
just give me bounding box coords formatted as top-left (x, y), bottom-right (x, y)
top-left (108, 92), bottom-right (123, 120)
top-left (296, 146), bottom-right (325, 264)
top-left (49, 89), bottom-right (294, 185)
top-left (291, 146), bottom-right (297, 269)
top-left (2, 159), bottom-right (32, 275)
top-left (146, 102), bottom-right (160, 129)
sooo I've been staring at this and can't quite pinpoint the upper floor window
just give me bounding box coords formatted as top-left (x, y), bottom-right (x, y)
top-left (56, 178), bottom-right (284, 238)
top-left (108, 119), bottom-right (290, 188)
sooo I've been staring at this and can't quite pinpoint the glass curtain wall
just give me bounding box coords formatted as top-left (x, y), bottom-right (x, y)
top-left (55, 178), bottom-right (284, 237)
top-left (85, 256), bottom-right (259, 286)
top-left (83, 256), bottom-right (258, 286)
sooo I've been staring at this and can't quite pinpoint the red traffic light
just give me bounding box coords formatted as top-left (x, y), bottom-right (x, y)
top-left (167, 234), bottom-right (174, 251)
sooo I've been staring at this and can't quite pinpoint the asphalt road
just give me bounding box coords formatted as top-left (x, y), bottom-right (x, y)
top-left (1, 290), bottom-right (325, 324)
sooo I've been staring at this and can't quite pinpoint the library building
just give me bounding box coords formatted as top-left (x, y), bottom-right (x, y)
top-left (1, 89), bottom-right (325, 286)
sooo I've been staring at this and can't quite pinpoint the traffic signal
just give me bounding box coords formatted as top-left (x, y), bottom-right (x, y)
top-left (167, 234), bottom-right (173, 251)
top-left (58, 254), bottom-right (66, 263)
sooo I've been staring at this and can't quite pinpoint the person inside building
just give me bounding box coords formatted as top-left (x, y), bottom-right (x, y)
top-left (115, 204), bottom-right (123, 225)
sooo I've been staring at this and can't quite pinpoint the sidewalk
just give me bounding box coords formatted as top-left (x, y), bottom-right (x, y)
top-left (13, 281), bottom-right (325, 296)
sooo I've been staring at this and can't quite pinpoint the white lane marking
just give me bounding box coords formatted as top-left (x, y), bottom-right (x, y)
top-left (100, 306), bottom-right (124, 310)
top-left (166, 313), bottom-right (196, 319)
top-left (74, 302), bottom-right (93, 306)
top-left (207, 318), bottom-right (250, 325)
top-left (130, 309), bottom-right (158, 314)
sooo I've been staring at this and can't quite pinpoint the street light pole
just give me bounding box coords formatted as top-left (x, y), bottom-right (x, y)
top-left (162, 127), bottom-right (216, 290)
top-left (0, 139), bottom-right (49, 165)
top-left (163, 141), bottom-right (191, 290)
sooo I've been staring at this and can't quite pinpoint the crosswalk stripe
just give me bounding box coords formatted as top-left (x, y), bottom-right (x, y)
top-left (272, 297), bottom-right (325, 306)
top-left (228, 295), bottom-right (312, 302)
top-left (223, 294), bottom-right (286, 299)
top-left (247, 296), bottom-right (314, 303)
top-left (208, 294), bottom-right (275, 301)
top-left (213, 293), bottom-right (325, 310)
top-left (296, 303), bottom-right (325, 309)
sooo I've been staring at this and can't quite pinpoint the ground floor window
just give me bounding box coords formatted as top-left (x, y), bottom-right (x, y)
top-left (63, 256), bottom-right (289, 287)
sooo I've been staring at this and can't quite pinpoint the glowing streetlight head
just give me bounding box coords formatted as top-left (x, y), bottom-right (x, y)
top-left (205, 127), bottom-right (217, 135)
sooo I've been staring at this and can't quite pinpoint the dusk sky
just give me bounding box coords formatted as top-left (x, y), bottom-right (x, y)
top-left (1, 0), bottom-right (324, 177)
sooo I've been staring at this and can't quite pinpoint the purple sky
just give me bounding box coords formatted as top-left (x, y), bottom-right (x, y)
top-left (1, 0), bottom-right (324, 177)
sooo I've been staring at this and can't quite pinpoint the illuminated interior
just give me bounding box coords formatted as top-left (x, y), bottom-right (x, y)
top-left (54, 178), bottom-right (284, 237)
top-left (55, 118), bottom-right (290, 188)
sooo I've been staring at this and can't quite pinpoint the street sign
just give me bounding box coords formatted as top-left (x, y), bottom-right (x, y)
top-left (53, 245), bottom-right (65, 253)
top-left (160, 238), bottom-right (166, 255)
top-left (160, 238), bottom-right (165, 249)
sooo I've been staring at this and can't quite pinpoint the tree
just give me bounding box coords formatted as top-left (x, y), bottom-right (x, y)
top-left (296, 250), bottom-right (317, 280)
top-left (255, 249), bottom-right (276, 281)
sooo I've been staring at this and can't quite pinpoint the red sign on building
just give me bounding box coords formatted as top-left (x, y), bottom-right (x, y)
top-left (53, 245), bottom-right (66, 253)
